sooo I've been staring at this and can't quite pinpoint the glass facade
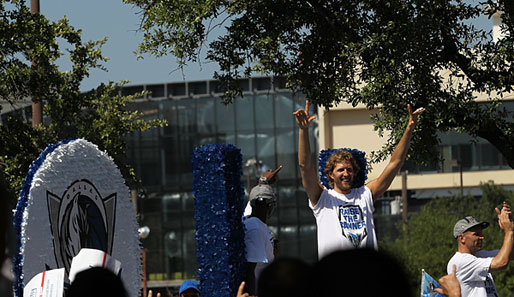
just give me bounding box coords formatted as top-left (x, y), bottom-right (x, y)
top-left (404, 130), bottom-right (511, 174)
top-left (124, 78), bottom-right (318, 282)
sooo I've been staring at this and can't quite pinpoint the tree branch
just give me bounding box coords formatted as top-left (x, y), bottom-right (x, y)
top-left (442, 38), bottom-right (514, 88)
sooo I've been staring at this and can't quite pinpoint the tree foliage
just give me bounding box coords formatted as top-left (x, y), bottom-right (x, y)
top-left (0, 0), bottom-right (166, 204)
top-left (381, 183), bottom-right (514, 296)
top-left (126, 0), bottom-right (514, 167)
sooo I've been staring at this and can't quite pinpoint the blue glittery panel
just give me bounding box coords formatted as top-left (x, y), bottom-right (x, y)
top-left (13, 138), bottom-right (75, 297)
top-left (318, 148), bottom-right (368, 189)
top-left (191, 144), bottom-right (246, 297)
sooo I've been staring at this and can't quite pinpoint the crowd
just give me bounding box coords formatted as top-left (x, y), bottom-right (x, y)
top-left (1, 100), bottom-right (513, 297)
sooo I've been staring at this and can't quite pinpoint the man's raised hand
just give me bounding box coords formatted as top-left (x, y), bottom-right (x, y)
top-left (236, 281), bottom-right (255, 297)
top-left (293, 99), bottom-right (316, 130)
top-left (407, 104), bottom-right (425, 130)
top-left (434, 265), bottom-right (461, 297)
top-left (260, 165), bottom-right (283, 184)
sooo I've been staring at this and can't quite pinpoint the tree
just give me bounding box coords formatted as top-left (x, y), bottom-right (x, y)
top-left (125, 0), bottom-right (514, 167)
top-left (381, 183), bottom-right (514, 296)
top-left (0, 0), bottom-right (166, 204)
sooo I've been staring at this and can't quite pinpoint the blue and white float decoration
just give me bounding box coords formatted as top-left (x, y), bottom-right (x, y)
top-left (13, 139), bottom-right (141, 297)
top-left (318, 148), bottom-right (368, 189)
top-left (191, 144), bottom-right (246, 297)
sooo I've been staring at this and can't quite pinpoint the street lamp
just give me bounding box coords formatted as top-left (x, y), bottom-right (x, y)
top-left (138, 226), bottom-right (151, 239)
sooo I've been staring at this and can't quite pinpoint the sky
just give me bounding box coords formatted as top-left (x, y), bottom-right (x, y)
top-left (42, 0), bottom-right (493, 92)
top-left (43, 0), bottom-right (219, 91)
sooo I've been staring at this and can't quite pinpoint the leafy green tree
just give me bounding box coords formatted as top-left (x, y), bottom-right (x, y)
top-left (125, 0), bottom-right (514, 167)
top-left (381, 183), bottom-right (514, 296)
top-left (0, 0), bottom-right (166, 204)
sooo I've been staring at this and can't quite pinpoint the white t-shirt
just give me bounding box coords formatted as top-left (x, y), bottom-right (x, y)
top-left (243, 217), bottom-right (275, 281)
top-left (310, 186), bottom-right (377, 259)
top-left (447, 250), bottom-right (499, 297)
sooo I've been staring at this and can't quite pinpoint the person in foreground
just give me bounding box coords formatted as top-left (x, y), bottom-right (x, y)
top-left (435, 264), bottom-right (462, 297)
top-left (309, 248), bottom-right (411, 297)
top-left (237, 258), bottom-right (311, 297)
top-left (67, 267), bottom-right (127, 297)
top-left (447, 202), bottom-right (514, 297)
top-left (294, 99), bottom-right (424, 257)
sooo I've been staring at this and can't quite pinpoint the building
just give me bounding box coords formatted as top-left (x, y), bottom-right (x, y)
top-left (122, 77), bottom-right (319, 286)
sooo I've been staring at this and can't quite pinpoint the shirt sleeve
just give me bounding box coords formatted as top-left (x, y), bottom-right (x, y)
top-left (363, 186), bottom-right (375, 213)
top-left (455, 253), bottom-right (494, 283)
top-left (244, 226), bottom-right (269, 263)
top-left (310, 188), bottom-right (328, 214)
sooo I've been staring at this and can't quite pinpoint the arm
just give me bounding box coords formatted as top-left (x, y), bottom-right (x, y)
top-left (293, 100), bottom-right (323, 206)
top-left (490, 202), bottom-right (514, 272)
top-left (259, 166), bottom-right (283, 185)
top-left (434, 265), bottom-right (461, 297)
top-left (367, 104), bottom-right (425, 202)
top-left (503, 202), bottom-right (514, 261)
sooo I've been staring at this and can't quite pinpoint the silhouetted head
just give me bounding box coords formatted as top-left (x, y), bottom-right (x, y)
top-left (257, 258), bottom-right (311, 297)
top-left (67, 267), bottom-right (127, 297)
top-left (310, 249), bottom-right (411, 297)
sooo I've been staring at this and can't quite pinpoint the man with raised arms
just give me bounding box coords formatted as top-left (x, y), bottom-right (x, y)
top-left (293, 100), bottom-right (424, 258)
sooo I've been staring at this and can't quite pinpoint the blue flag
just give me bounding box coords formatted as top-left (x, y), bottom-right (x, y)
top-left (420, 269), bottom-right (445, 297)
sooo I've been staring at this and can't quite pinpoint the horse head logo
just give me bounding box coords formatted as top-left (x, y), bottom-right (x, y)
top-left (47, 180), bottom-right (116, 277)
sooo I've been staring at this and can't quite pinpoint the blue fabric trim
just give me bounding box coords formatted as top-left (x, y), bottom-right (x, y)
top-left (318, 148), bottom-right (368, 189)
top-left (13, 138), bottom-right (75, 297)
top-left (191, 144), bottom-right (246, 297)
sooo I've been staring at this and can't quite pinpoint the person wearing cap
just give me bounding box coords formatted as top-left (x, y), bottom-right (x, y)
top-left (294, 100), bottom-right (424, 258)
top-left (447, 202), bottom-right (514, 297)
top-left (178, 280), bottom-right (200, 297)
top-left (243, 166), bottom-right (282, 296)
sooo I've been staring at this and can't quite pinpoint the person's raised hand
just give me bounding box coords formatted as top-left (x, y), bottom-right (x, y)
top-left (293, 99), bottom-right (316, 130)
top-left (407, 104), bottom-right (425, 130)
top-left (497, 202), bottom-right (514, 232)
top-left (236, 281), bottom-right (256, 297)
top-left (147, 290), bottom-right (161, 297)
top-left (260, 165), bottom-right (283, 184)
top-left (495, 201), bottom-right (509, 223)
top-left (434, 264), bottom-right (461, 297)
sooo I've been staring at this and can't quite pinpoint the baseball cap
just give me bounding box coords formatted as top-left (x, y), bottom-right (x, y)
top-left (453, 216), bottom-right (490, 238)
top-left (179, 280), bottom-right (200, 295)
top-left (249, 184), bottom-right (276, 207)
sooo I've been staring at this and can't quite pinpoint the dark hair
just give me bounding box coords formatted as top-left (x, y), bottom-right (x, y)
top-left (67, 267), bottom-right (127, 297)
top-left (257, 258), bottom-right (311, 297)
top-left (310, 249), bottom-right (411, 297)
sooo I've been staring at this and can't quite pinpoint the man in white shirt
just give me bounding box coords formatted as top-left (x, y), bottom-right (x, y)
top-left (243, 166), bottom-right (281, 295)
top-left (447, 204), bottom-right (514, 297)
top-left (294, 100), bottom-right (424, 258)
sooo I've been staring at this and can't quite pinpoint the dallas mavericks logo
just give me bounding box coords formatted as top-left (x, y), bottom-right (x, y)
top-left (338, 205), bottom-right (367, 248)
top-left (47, 179), bottom-right (116, 275)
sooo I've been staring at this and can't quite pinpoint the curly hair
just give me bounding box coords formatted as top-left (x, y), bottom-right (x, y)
top-left (324, 150), bottom-right (360, 188)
